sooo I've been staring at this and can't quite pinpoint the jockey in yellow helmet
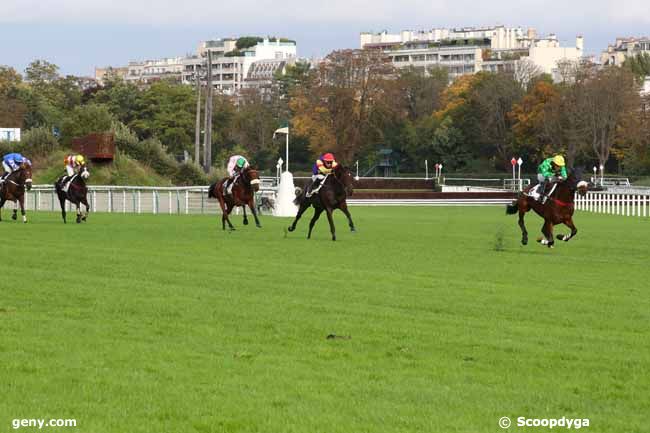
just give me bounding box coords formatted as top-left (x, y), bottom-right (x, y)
top-left (534, 154), bottom-right (568, 203)
top-left (61, 154), bottom-right (86, 192)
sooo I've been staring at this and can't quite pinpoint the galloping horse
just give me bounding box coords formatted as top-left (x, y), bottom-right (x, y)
top-left (0, 163), bottom-right (33, 223)
top-left (506, 170), bottom-right (589, 248)
top-left (208, 166), bottom-right (261, 231)
top-left (55, 165), bottom-right (91, 224)
top-left (288, 165), bottom-right (355, 241)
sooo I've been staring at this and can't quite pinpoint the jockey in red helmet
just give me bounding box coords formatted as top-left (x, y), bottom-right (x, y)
top-left (307, 153), bottom-right (338, 197)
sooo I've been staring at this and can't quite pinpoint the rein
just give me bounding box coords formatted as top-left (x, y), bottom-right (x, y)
top-left (551, 197), bottom-right (573, 208)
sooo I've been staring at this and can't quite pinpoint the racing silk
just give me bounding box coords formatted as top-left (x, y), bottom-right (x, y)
top-left (226, 155), bottom-right (250, 177)
top-left (313, 157), bottom-right (339, 175)
top-left (538, 157), bottom-right (567, 179)
top-left (64, 155), bottom-right (83, 167)
top-left (3, 153), bottom-right (27, 171)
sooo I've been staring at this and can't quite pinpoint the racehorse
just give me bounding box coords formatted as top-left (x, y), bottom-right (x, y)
top-left (208, 166), bottom-right (261, 231)
top-left (288, 164), bottom-right (355, 241)
top-left (0, 163), bottom-right (33, 223)
top-left (506, 170), bottom-right (589, 248)
top-left (55, 165), bottom-right (91, 224)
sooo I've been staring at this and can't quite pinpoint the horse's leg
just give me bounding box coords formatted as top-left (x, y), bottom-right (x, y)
top-left (75, 201), bottom-right (82, 224)
top-left (325, 207), bottom-right (336, 241)
top-left (558, 217), bottom-right (578, 242)
top-left (12, 200), bottom-right (18, 220)
top-left (288, 201), bottom-right (309, 232)
top-left (225, 202), bottom-right (236, 230)
top-left (518, 207), bottom-right (528, 245)
top-left (18, 195), bottom-right (26, 223)
top-left (81, 196), bottom-right (90, 221)
top-left (0, 197), bottom-right (5, 221)
top-left (242, 205), bottom-right (249, 226)
top-left (538, 221), bottom-right (555, 248)
top-left (307, 207), bottom-right (324, 239)
top-left (216, 195), bottom-right (229, 231)
top-left (248, 198), bottom-right (261, 228)
top-left (338, 201), bottom-right (356, 232)
top-left (58, 193), bottom-right (67, 224)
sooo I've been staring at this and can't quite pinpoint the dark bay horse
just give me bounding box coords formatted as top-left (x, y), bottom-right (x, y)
top-left (0, 164), bottom-right (33, 223)
top-left (55, 165), bottom-right (91, 224)
top-left (288, 165), bottom-right (355, 241)
top-left (506, 171), bottom-right (589, 248)
top-left (208, 166), bottom-right (261, 231)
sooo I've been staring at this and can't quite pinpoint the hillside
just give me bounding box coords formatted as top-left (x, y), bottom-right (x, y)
top-left (33, 150), bottom-right (174, 186)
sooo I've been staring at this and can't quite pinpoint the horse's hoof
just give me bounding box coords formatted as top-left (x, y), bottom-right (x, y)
top-left (11, 215), bottom-right (17, 221)
top-left (350, 227), bottom-right (356, 233)
top-left (287, 226), bottom-right (294, 232)
top-left (522, 239), bottom-right (528, 245)
top-left (256, 224), bottom-right (262, 228)
top-left (243, 219), bottom-right (249, 226)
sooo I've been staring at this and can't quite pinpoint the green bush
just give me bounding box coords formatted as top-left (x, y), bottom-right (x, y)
top-left (174, 162), bottom-right (208, 186)
top-left (21, 127), bottom-right (59, 156)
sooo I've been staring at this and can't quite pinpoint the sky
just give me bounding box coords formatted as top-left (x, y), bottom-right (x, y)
top-left (1, 0), bottom-right (649, 76)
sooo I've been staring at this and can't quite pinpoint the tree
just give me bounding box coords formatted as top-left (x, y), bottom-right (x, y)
top-left (623, 53), bottom-right (650, 80)
top-left (583, 66), bottom-right (641, 168)
top-left (398, 66), bottom-right (448, 121)
top-left (61, 104), bottom-right (115, 144)
top-left (470, 72), bottom-right (524, 165)
top-left (290, 49), bottom-right (400, 162)
top-left (24, 60), bottom-right (59, 85)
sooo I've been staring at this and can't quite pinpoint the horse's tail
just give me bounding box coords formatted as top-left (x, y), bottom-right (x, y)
top-left (207, 182), bottom-right (218, 199)
top-left (505, 201), bottom-right (519, 215)
top-left (293, 187), bottom-right (304, 206)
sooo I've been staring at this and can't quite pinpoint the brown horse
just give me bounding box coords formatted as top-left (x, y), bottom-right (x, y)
top-left (208, 166), bottom-right (261, 231)
top-left (288, 165), bottom-right (355, 241)
top-left (506, 171), bottom-right (589, 248)
top-left (0, 163), bottom-right (33, 223)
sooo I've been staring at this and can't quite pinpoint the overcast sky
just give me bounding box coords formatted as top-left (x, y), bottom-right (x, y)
top-left (1, 0), bottom-right (649, 76)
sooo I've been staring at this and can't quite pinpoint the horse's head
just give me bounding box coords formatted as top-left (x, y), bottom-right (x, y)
top-left (334, 165), bottom-right (354, 197)
top-left (564, 169), bottom-right (588, 197)
top-left (19, 163), bottom-right (32, 191)
top-left (79, 164), bottom-right (90, 180)
top-left (243, 167), bottom-right (260, 192)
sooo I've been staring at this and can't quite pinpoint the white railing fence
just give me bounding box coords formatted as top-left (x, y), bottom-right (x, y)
top-left (23, 184), bottom-right (278, 215)
top-left (575, 191), bottom-right (650, 217)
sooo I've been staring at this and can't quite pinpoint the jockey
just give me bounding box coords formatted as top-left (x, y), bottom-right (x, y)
top-left (224, 155), bottom-right (250, 195)
top-left (534, 154), bottom-right (568, 203)
top-left (307, 153), bottom-right (338, 196)
top-left (61, 154), bottom-right (86, 192)
top-left (1, 153), bottom-right (31, 183)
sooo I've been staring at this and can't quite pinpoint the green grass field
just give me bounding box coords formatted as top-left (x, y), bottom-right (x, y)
top-left (1, 207), bottom-right (648, 433)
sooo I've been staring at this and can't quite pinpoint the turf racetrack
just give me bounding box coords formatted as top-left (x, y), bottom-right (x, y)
top-left (1, 208), bottom-right (648, 433)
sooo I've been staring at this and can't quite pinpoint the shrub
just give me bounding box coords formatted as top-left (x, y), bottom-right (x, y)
top-left (20, 127), bottom-right (59, 156)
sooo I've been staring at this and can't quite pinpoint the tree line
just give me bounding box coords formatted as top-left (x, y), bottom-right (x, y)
top-left (1, 52), bottom-right (649, 182)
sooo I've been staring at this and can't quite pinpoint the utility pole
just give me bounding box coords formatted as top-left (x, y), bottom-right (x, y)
top-left (194, 69), bottom-right (201, 165)
top-left (203, 49), bottom-right (213, 172)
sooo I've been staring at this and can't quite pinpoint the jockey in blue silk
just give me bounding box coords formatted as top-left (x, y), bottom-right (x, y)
top-left (534, 154), bottom-right (568, 203)
top-left (1, 153), bottom-right (32, 182)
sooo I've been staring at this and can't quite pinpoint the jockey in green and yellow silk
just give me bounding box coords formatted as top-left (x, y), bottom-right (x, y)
top-left (535, 155), bottom-right (568, 203)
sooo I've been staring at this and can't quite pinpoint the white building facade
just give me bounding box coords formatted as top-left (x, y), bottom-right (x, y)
top-left (125, 57), bottom-right (185, 84)
top-left (182, 38), bottom-right (297, 95)
top-left (0, 128), bottom-right (21, 142)
top-left (362, 26), bottom-right (583, 81)
top-left (601, 37), bottom-right (650, 66)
